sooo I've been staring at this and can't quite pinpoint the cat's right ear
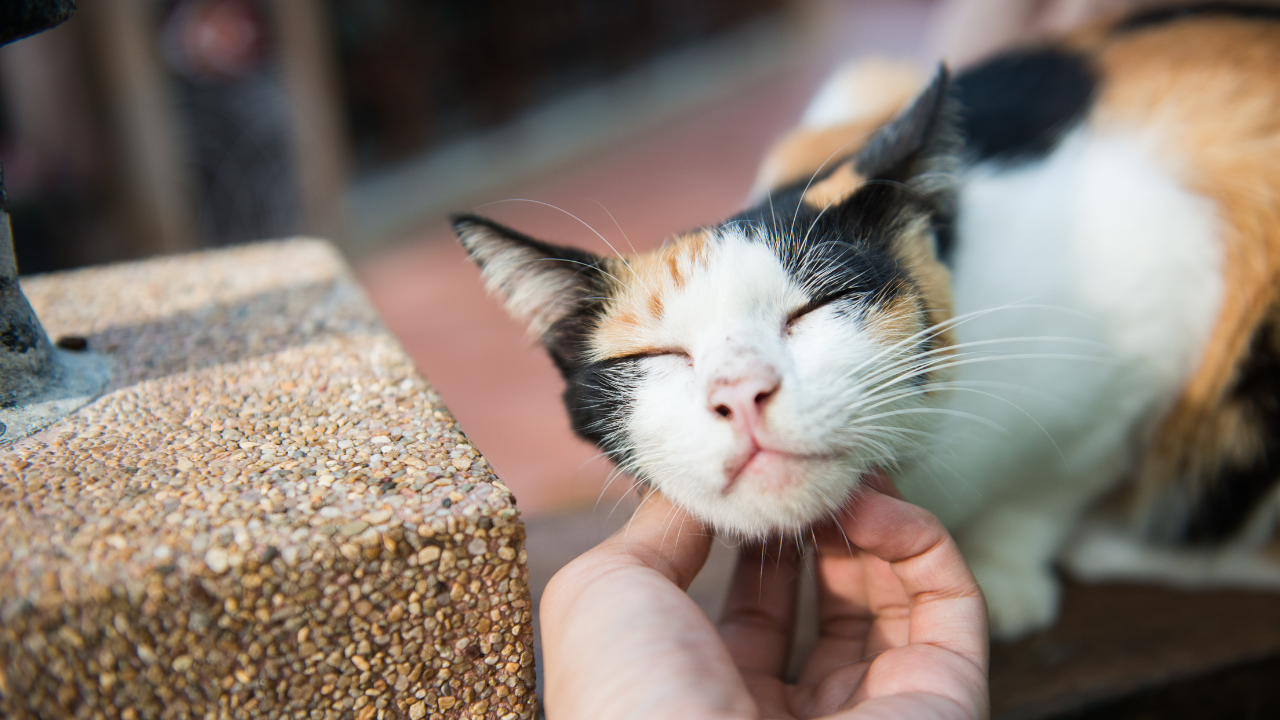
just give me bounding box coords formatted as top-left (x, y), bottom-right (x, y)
top-left (452, 213), bottom-right (607, 341)
top-left (853, 64), bottom-right (958, 198)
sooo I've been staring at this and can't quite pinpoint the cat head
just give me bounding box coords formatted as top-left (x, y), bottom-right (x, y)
top-left (453, 69), bottom-right (958, 537)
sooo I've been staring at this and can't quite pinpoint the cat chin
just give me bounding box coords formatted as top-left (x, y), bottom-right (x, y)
top-left (654, 457), bottom-right (872, 539)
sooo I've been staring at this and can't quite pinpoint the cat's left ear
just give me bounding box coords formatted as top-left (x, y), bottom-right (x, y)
top-left (452, 213), bottom-right (607, 343)
top-left (853, 64), bottom-right (957, 197)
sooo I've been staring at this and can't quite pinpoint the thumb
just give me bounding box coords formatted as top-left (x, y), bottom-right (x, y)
top-left (598, 488), bottom-right (714, 590)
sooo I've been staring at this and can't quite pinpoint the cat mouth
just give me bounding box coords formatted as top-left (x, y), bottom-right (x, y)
top-left (722, 444), bottom-right (838, 494)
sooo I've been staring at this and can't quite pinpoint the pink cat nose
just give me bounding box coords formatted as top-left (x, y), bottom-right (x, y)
top-left (708, 370), bottom-right (781, 430)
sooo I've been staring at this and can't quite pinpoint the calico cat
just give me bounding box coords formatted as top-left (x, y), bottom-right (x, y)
top-left (453, 4), bottom-right (1280, 639)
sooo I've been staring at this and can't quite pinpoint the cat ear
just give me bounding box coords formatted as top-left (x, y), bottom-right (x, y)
top-left (452, 213), bottom-right (606, 340)
top-left (853, 64), bottom-right (957, 192)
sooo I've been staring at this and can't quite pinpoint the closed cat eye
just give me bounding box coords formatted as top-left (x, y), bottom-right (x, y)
top-left (785, 289), bottom-right (859, 328)
top-left (619, 349), bottom-right (692, 363)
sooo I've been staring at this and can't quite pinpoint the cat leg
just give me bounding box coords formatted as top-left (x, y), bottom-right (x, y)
top-left (1062, 496), bottom-right (1280, 591)
top-left (954, 488), bottom-right (1095, 641)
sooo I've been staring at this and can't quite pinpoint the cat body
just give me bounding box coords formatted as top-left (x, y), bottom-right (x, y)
top-left (455, 5), bottom-right (1280, 638)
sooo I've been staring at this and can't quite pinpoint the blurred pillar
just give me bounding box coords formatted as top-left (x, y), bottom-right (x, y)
top-left (0, 23), bottom-right (100, 196)
top-left (78, 0), bottom-right (193, 256)
top-left (271, 0), bottom-right (347, 242)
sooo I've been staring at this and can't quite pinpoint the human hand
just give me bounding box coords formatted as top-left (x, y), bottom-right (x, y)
top-left (539, 473), bottom-right (989, 719)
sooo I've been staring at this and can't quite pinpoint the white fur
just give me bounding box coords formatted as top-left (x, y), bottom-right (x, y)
top-left (622, 123), bottom-right (1226, 637)
top-left (894, 126), bottom-right (1224, 637)
top-left (800, 59), bottom-right (924, 130)
top-left (623, 229), bottom-right (927, 537)
top-left (624, 60), bottom-right (1229, 637)
top-left (1061, 509), bottom-right (1280, 591)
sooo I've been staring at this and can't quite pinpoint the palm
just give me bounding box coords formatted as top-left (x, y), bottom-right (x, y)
top-left (541, 480), bottom-right (989, 720)
top-left (719, 516), bottom-right (985, 720)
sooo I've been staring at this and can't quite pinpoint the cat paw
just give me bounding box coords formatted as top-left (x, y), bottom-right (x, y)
top-left (969, 559), bottom-right (1061, 641)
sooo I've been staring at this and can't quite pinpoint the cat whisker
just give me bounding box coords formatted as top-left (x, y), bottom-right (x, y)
top-left (594, 463), bottom-right (634, 516)
top-left (767, 191), bottom-right (779, 241)
top-left (849, 384), bottom-right (1066, 463)
top-left (592, 199), bottom-right (641, 257)
top-left (658, 499), bottom-right (684, 553)
top-left (855, 406), bottom-right (1009, 435)
top-left (488, 197), bottom-right (654, 296)
top-left (848, 349), bottom-right (1119, 405)
top-left (847, 378), bottom-right (1050, 413)
top-left (528, 256), bottom-right (636, 295)
top-left (848, 434), bottom-right (901, 467)
top-left (843, 378), bottom-right (1061, 412)
top-left (623, 485), bottom-right (663, 545)
top-left (839, 301), bottom-right (1102, 385)
top-left (844, 349), bottom-right (1029, 401)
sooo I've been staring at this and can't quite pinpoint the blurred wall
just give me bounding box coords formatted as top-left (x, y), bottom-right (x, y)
top-left (0, 0), bottom-right (347, 274)
top-left (330, 0), bottom-right (791, 172)
top-left (0, 0), bottom-right (792, 275)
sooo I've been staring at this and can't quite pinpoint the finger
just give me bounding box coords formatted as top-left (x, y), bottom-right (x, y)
top-left (600, 487), bottom-right (714, 590)
top-left (798, 548), bottom-right (873, 686)
top-left (718, 539), bottom-right (801, 679)
top-left (841, 490), bottom-right (913, 653)
top-left (541, 491), bottom-right (755, 720)
top-left (859, 554), bottom-right (911, 653)
top-left (800, 472), bottom-right (985, 684)
top-left (835, 478), bottom-right (988, 671)
top-left (807, 550), bottom-right (912, 686)
top-left (799, 486), bottom-right (888, 685)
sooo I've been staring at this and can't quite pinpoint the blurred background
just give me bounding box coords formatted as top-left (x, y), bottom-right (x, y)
top-left (4, 0), bottom-right (1189, 524)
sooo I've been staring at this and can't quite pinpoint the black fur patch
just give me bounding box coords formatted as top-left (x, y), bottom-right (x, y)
top-left (734, 182), bottom-right (939, 380)
top-left (563, 357), bottom-right (640, 469)
top-left (737, 184), bottom-right (913, 312)
top-left (1183, 319), bottom-right (1280, 543)
top-left (855, 66), bottom-right (951, 183)
top-left (951, 47), bottom-right (1096, 165)
top-left (1116, 3), bottom-right (1280, 35)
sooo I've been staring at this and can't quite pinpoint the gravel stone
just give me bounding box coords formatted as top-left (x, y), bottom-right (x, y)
top-left (205, 548), bottom-right (230, 574)
top-left (341, 521), bottom-right (370, 537)
top-left (1, 240), bottom-right (536, 719)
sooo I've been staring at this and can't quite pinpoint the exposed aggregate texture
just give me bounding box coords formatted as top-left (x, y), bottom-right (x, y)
top-left (1, 240), bottom-right (536, 720)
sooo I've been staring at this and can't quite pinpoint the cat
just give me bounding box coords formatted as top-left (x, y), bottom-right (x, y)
top-left (453, 4), bottom-right (1280, 639)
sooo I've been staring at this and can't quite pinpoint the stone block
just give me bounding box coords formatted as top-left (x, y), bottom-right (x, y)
top-left (0, 240), bottom-right (536, 719)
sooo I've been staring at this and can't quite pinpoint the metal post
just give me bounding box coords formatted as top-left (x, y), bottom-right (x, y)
top-left (0, 0), bottom-right (109, 443)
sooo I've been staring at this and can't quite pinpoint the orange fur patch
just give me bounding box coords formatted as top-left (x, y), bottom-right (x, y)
top-left (591, 231), bottom-right (714, 360)
top-left (802, 161), bottom-right (867, 210)
top-left (755, 116), bottom-right (895, 195)
top-left (1086, 18), bottom-right (1280, 518)
top-left (892, 217), bottom-right (955, 339)
top-left (865, 291), bottom-right (925, 347)
top-left (754, 60), bottom-right (923, 195)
